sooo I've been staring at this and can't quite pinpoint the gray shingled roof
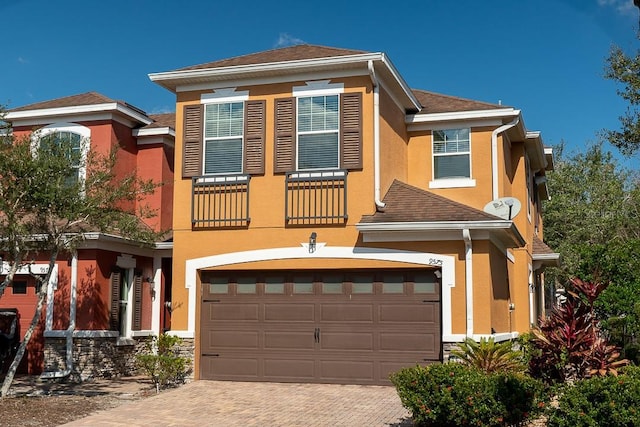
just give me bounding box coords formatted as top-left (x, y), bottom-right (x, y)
top-left (144, 113), bottom-right (175, 129)
top-left (360, 180), bottom-right (502, 224)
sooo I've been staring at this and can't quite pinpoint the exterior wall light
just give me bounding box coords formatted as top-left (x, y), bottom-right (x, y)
top-left (309, 232), bottom-right (317, 253)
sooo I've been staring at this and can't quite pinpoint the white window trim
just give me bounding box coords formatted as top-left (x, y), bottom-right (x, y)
top-left (293, 81), bottom-right (344, 172)
top-left (32, 122), bottom-right (91, 184)
top-left (429, 128), bottom-right (474, 188)
top-left (200, 88), bottom-right (248, 176)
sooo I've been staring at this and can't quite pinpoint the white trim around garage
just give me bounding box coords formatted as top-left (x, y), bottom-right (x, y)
top-left (178, 245), bottom-right (456, 341)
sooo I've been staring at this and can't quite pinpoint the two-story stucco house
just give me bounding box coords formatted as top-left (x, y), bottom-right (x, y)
top-left (2, 93), bottom-right (174, 377)
top-left (149, 44), bottom-right (559, 385)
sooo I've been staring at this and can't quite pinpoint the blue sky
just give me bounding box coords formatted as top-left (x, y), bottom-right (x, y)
top-left (2, 0), bottom-right (639, 165)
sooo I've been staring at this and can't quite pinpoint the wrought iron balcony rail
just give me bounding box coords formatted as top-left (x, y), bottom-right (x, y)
top-left (285, 170), bottom-right (348, 225)
top-left (192, 174), bottom-right (250, 228)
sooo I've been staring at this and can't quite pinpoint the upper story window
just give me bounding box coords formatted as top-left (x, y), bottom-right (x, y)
top-left (297, 95), bottom-right (339, 170)
top-left (274, 80), bottom-right (362, 174)
top-left (181, 88), bottom-right (265, 179)
top-left (35, 123), bottom-right (90, 185)
top-left (429, 128), bottom-right (475, 189)
top-left (204, 102), bottom-right (244, 174)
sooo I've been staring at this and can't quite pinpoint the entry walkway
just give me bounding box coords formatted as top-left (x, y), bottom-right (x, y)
top-left (63, 380), bottom-right (412, 426)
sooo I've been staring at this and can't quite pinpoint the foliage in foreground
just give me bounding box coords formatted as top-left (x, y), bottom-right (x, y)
top-left (528, 278), bottom-right (628, 384)
top-left (390, 363), bottom-right (544, 427)
top-left (450, 337), bottom-right (524, 374)
top-left (547, 365), bottom-right (640, 427)
top-left (136, 334), bottom-right (191, 393)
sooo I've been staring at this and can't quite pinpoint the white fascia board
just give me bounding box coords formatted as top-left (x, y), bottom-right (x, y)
top-left (133, 127), bottom-right (175, 138)
top-left (7, 103), bottom-right (152, 126)
top-left (379, 53), bottom-right (421, 110)
top-left (408, 118), bottom-right (504, 132)
top-left (356, 220), bottom-right (514, 232)
top-left (532, 252), bottom-right (561, 262)
top-left (149, 53), bottom-right (385, 84)
top-left (406, 108), bottom-right (520, 125)
top-left (136, 135), bottom-right (175, 148)
top-left (78, 232), bottom-right (171, 257)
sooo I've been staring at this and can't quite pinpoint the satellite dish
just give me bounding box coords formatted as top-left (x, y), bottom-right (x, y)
top-left (483, 197), bottom-right (521, 220)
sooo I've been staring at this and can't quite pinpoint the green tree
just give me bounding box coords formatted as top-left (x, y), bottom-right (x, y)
top-left (0, 107), bottom-right (161, 397)
top-left (543, 143), bottom-right (640, 353)
top-left (605, 38), bottom-right (640, 155)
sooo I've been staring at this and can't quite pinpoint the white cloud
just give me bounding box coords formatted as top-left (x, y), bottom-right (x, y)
top-left (17, 56), bottom-right (28, 64)
top-left (597, 0), bottom-right (637, 15)
top-left (274, 33), bottom-right (305, 48)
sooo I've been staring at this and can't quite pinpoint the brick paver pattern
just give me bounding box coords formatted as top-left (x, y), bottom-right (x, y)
top-left (63, 380), bottom-right (412, 426)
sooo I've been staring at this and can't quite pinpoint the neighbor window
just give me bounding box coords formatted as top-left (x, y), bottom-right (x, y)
top-left (432, 128), bottom-right (471, 180)
top-left (203, 102), bottom-right (244, 175)
top-left (297, 95), bottom-right (339, 170)
top-left (39, 130), bottom-right (83, 184)
top-left (12, 281), bottom-right (27, 295)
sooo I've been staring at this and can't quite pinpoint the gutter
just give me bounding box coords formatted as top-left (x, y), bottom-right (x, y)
top-left (463, 229), bottom-right (474, 337)
top-left (41, 251), bottom-right (77, 379)
top-left (368, 60), bottom-right (385, 210)
top-left (491, 117), bottom-right (520, 200)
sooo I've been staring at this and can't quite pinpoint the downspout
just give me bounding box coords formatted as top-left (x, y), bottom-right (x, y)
top-left (41, 250), bottom-right (76, 379)
top-left (463, 229), bottom-right (474, 337)
top-left (368, 60), bottom-right (385, 210)
top-left (491, 117), bottom-right (520, 200)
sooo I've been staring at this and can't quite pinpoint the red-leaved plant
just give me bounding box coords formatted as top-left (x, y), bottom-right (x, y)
top-left (528, 278), bottom-right (628, 383)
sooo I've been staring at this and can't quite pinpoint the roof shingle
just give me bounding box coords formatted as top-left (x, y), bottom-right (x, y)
top-left (178, 44), bottom-right (369, 71)
top-left (411, 89), bottom-right (507, 114)
top-left (10, 91), bottom-right (147, 117)
top-left (360, 180), bottom-right (502, 224)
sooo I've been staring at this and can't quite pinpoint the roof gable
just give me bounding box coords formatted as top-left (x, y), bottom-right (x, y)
top-left (178, 44), bottom-right (369, 71)
top-left (360, 180), bottom-right (501, 224)
top-left (10, 92), bottom-right (146, 115)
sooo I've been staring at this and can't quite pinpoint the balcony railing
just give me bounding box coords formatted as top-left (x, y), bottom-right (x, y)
top-left (285, 170), bottom-right (348, 225)
top-left (192, 175), bottom-right (250, 228)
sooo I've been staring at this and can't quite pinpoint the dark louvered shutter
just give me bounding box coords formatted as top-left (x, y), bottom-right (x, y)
top-left (244, 100), bottom-right (266, 175)
top-left (182, 104), bottom-right (203, 178)
top-left (109, 270), bottom-right (121, 331)
top-left (132, 274), bottom-right (143, 331)
top-left (340, 92), bottom-right (362, 170)
top-left (274, 97), bottom-right (296, 173)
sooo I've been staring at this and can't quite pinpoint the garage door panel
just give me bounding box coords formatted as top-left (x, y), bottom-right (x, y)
top-left (378, 304), bottom-right (439, 323)
top-left (379, 332), bottom-right (437, 352)
top-left (206, 303), bottom-right (259, 321)
top-left (320, 332), bottom-right (374, 350)
top-left (204, 330), bottom-right (259, 350)
top-left (264, 358), bottom-right (315, 379)
top-left (202, 356), bottom-right (259, 379)
top-left (319, 359), bottom-right (375, 381)
top-left (319, 304), bottom-right (373, 322)
top-left (264, 331), bottom-right (315, 350)
top-left (264, 303), bottom-right (315, 322)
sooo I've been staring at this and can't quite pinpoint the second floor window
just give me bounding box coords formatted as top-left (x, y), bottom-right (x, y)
top-left (297, 95), bottom-right (339, 170)
top-left (39, 130), bottom-right (83, 184)
top-left (204, 102), bottom-right (244, 175)
top-left (432, 128), bottom-right (471, 180)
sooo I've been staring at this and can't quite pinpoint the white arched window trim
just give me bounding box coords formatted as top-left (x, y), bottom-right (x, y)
top-left (31, 122), bottom-right (91, 183)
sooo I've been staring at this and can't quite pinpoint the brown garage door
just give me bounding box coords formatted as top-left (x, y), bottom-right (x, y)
top-left (200, 270), bottom-right (441, 385)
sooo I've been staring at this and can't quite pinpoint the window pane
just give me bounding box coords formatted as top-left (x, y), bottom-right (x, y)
top-left (205, 102), bottom-right (243, 139)
top-left (265, 283), bottom-right (284, 294)
top-left (352, 275), bottom-right (373, 294)
top-left (12, 281), bottom-right (27, 295)
top-left (298, 133), bottom-right (338, 170)
top-left (322, 283), bottom-right (342, 294)
top-left (237, 284), bottom-right (256, 294)
top-left (414, 272), bottom-right (437, 294)
top-left (383, 274), bottom-right (404, 294)
top-left (434, 154), bottom-right (470, 179)
top-left (204, 138), bottom-right (243, 174)
top-left (209, 284), bottom-right (228, 294)
top-left (293, 275), bottom-right (314, 294)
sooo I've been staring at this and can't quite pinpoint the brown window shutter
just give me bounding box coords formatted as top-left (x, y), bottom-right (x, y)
top-left (182, 104), bottom-right (204, 178)
top-left (244, 100), bottom-right (266, 175)
top-left (132, 274), bottom-right (143, 331)
top-left (340, 92), bottom-right (363, 170)
top-left (274, 97), bottom-right (296, 173)
top-left (109, 270), bottom-right (121, 331)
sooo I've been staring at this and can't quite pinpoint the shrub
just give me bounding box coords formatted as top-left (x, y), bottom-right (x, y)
top-left (450, 337), bottom-right (525, 373)
top-left (547, 365), bottom-right (640, 427)
top-left (390, 362), bottom-right (545, 426)
top-left (136, 333), bottom-right (191, 393)
top-left (528, 278), bottom-right (628, 383)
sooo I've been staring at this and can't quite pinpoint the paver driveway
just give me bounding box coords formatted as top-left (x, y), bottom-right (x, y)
top-left (63, 380), bottom-right (413, 426)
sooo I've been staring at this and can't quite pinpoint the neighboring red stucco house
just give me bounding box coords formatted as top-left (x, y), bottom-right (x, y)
top-left (2, 93), bottom-right (174, 378)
